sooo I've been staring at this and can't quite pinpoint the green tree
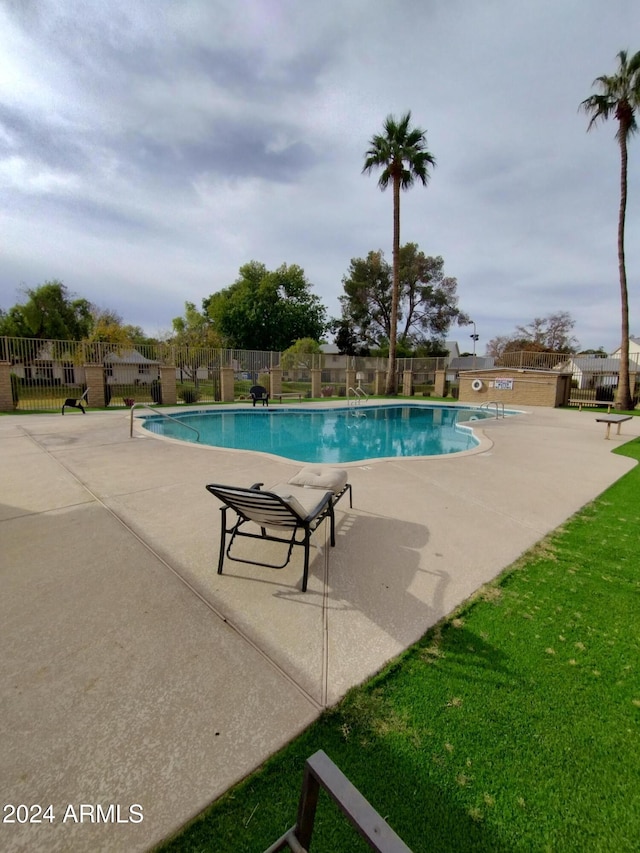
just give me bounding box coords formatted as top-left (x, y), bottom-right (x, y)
top-left (363, 112), bottom-right (436, 393)
top-left (169, 301), bottom-right (223, 390)
top-left (280, 338), bottom-right (323, 371)
top-left (336, 245), bottom-right (465, 354)
top-left (0, 280), bottom-right (92, 340)
top-left (171, 301), bottom-right (221, 348)
top-left (581, 49), bottom-right (640, 410)
top-left (86, 307), bottom-right (149, 345)
top-left (205, 261), bottom-right (327, 351)
top-left (329, 318), bottom-right (365, 356)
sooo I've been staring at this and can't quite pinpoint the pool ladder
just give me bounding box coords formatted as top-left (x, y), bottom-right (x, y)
top-left (129, 402), bottom-right (200, 441)
top-left (479, 401), bottom-right (505, 419)
top-left (347, 386), bottom-right (368, 407)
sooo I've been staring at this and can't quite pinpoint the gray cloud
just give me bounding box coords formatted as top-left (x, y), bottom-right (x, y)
top-left (1, 0), bottom-right (639, 350)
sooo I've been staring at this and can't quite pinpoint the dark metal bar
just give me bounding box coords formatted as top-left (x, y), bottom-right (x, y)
top-left (264, 750), bottom-right (413, 853)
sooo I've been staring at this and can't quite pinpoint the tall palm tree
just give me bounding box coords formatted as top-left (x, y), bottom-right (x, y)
top-left (363, 112), bottom-right (436, 394)
top-left (581, 50), bottom-right (640, 411)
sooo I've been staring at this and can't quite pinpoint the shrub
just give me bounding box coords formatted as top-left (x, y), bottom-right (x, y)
top-left (321, 386), bottom-right (334, 397)
top-left (594, 385), bottom-right (615, 402)
top-left (10, 373), bottom-right (19, 407)
top-left (179, 387), bottom-right (200, 404)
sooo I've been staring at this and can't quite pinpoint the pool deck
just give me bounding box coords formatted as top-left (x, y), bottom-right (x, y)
top-left (1, 402), bottom-right (638, 852)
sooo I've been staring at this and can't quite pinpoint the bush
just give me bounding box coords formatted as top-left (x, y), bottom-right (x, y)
top-left (179, 387), bottom-right (200, 404)
top-left (321, 386), bottom-right (334, 397)
top-left (594, 385), bottom-right (615, 402)
top-left (10, 373), bottom-right (19, 407)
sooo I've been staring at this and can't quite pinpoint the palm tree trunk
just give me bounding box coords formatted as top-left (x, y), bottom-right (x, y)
top-left (616, 130), bottom-right (633, 410)
top-left (385, 172), bottom-right (401, 395)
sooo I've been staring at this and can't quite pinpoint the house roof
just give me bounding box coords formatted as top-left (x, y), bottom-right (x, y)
top-left (556, 356), bottom-right (621, 372)
top-left (104, 350), bottom-right (159, 364)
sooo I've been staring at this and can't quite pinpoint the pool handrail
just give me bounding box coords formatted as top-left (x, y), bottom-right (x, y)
top-left (479, 401), bottom-right (505, 418)
top-left (129, 402), bottom-right (200, 441)
top-left (347, 386), bottom-right (369, 406)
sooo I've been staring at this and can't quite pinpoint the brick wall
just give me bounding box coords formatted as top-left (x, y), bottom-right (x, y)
top-left (458, 369), bottom-right (572, 407)
top-left (0, 363), bottom-right (15, 410)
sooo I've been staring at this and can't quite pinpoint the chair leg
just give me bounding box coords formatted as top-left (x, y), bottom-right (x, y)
top-left (217, 507), bottom-right (228, 574)
top-left (301, 529), bottom-right (311, 592)
top-left (329, 504), bottom-right (336, 547)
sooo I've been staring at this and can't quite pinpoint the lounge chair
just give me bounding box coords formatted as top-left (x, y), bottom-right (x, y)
top-left (206, 468), bottom-right (352, 591)
top-left (62, 388), bottom-right (89, 414)
top-left (249, 385), bottom-right (269, 407)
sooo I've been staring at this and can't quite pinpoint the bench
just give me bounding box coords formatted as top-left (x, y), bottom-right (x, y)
top-left (273, 393), bottom-right (303, 403)
top-left (570, 399), bottom-right (614, 412)
top-left (595, 414), bottom-right (632, 439)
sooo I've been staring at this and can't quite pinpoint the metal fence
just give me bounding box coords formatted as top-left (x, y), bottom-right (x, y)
top-left (2, 337), bottom-right (282, 411)
top-left (3, 335), bottom-right (638, 411)
top-left (496, 349), bottom-right (640, 406)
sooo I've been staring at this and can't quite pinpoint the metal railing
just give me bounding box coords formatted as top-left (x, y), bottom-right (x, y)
top-left (479, 401), bottom-right (505, 418)
top-left (265, 750), bottom-right (412, 853)
top-left (129, 403), bottom-right (200, 441)
top-left (347, 386), bottom-right (369, 405)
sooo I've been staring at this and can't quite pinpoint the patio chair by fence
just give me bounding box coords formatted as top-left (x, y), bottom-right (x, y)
top-left (205, 481), bottom-right (336, 591)
top-left (250, 385), bottom-right (269, 406)
top-left (62, 388), bottom-right (89, 414)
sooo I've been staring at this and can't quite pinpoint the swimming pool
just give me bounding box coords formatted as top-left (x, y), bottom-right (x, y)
top-left (141, 404), bottom-right (502, 463)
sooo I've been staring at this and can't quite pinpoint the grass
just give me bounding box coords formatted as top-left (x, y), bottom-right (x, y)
top-left (157, 438), bottom-right (640, 853)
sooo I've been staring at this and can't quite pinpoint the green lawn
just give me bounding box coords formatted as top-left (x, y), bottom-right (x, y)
top-left (158, 438), bottom-right (640, 853)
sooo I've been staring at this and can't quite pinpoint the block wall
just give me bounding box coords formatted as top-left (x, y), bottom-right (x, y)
top-left (458, 369), bottom-right (571, 408)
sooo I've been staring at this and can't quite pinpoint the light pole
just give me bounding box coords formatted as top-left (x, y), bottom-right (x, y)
top-left (469, 321), bottom-right (479, 370)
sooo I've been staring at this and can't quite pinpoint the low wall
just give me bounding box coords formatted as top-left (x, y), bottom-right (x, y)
top-left (458, 368), bottom-right (572, 408)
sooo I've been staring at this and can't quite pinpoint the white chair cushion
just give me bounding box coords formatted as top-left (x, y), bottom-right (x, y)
top-left (287, 466), bottom-right (348, 494)
top-left (269, 483), bottom-right (332, 520)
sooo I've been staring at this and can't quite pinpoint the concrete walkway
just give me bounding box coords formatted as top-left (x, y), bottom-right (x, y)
top-left (1, 403), bottom-right (638, 852)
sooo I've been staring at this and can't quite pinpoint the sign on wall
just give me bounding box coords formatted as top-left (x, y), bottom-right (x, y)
top-left (494, 378), bottom-right (514, 390)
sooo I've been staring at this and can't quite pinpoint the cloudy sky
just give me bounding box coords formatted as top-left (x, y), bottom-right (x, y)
top-left (1, 0), bottom-right (639, 353)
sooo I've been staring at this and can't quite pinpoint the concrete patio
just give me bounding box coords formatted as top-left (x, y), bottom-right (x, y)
top-left (1, 402), bottom-right (638, 852)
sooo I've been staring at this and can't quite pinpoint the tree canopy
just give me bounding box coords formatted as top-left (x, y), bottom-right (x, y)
top-left (486, 312), bottom-right (580, 359)
top-left (204, 261), bottom-right (327, 351)
top-left (85, 307), bottom-right (149, 345)
top-left (0, 280), bottom-right (93, 340)
top-left (170, 301), bottom-right (221, 348)
top-left (280, 338), bottom-right (323, 371)
top-left (334, 244), bottom-right (466, 355)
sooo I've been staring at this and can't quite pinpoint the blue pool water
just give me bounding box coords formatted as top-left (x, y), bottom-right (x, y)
top-left (141, 404), bottom-right (501, 463)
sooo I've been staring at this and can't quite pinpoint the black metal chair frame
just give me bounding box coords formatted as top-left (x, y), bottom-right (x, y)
top-left (62, 388), bottom-right (89, 414)
top-left (250, 385), bottom-right (269, 407)
top-left (205, 482), bottom-right (343, 591)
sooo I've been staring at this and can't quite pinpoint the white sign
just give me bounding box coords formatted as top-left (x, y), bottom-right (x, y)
top-left (494, 378), bottom-right (514, 391)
